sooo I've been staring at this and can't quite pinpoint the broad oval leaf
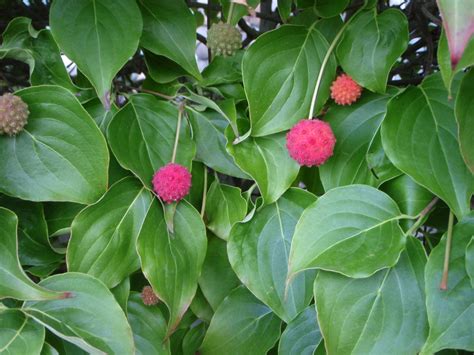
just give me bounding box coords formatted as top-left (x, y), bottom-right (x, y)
top-left (200, 286), bottom-right (281, 354)
top-left (127, 293), bottom-right (170, 355)
top-left (381, 73), bottom-right (474, 220)
top-left (24, 272), bottom-right (134, 354)
top-left (226, 131), bottom-right (300, 204)
top-left (0, 309), bottom-right (45, 355)
top-left (288, 185), bottom-right (406, 279)
top-left (337, 9), bottom-right (408, 93)
top-left (0, 86), bottom-right (109, 204)
top-left (421, 212), bottom-right (474, 354)
top-left (108, 95), bottom-right (195, 188)
top-left (455, 68), bottom-right (474, 174)
top-left (205, 181), bottom-right (247, 240)
top-left (315, 237), bottom-right (428, 355)
top-left (243, 24), bottom-right (336, 136)
top-left (0, 207), bottom-right (64, 301)
top-left (137, 199), bottom-right (207, 333)
top-left (67, 177), bottom-right (153, 288)
top-left (138, 0), bottom-right (201, 79)
top-left (50, 0), bottom-right (142, 105)
top-left (228, 188), bottom-right (316, 322)
top-left (278, 306), bottom-right (322, 355)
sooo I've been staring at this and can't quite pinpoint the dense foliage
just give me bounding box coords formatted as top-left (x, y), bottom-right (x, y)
top-left (0, 0), bottom-right (473, 354)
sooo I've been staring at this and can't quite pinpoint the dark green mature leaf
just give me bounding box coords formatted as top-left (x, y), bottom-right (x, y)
top-left (190, 288), bottom-right (214, 323)
top-left (0, 16), bottom-right (38, 48)
top-left (455, 69), bottom-right (474, 174)
top-left (145, 51), bottom-right (189, 84)
top-left (40, 342), bottom-right (59, 355)
top-left (288, 185), bottom-right (406, 279)
top-left (227, 132), bottom-right (300, 204)
top-left (243, 24), bottom-right (336, 136)
top-left (139, 0), bottom-right (201, 80)
top-left (337, 9), bottom-right (408, 93)
top-left (467, 237), bottom-right (474, 288)
top-left (82, 98), bottom-right (117, 135)
top-left (205, 181), bottom-right (247, 240)
top-left (199, 235), bottom-right (241, 311)
top-left (228, 188), bottom-right (316, 322)
top-left (0, 208), bottom-right (63, 301)
top-left (108, 95), bottom-right (195, 188)
top-left (43, 202), bottom-right (84, 237)
top-left (278, 306), bottom-right (322, 355)
top-left (278, 0), bottom-right (293, 21)
top-left (137, 199), bottom-right (207, 334)
top-left (68, 177), bottom-right (153, 288)
top-left (315, 237), bottom-right (428, 354)
top-left (111, 277), bottom-right (130, 313)
top-left (25, 272), bottom-right (134, 354)
top-left (50, 0), bottom-right (142, 105)
top-left (127, 293), bottom-right (170, 355)
top-left (0, 309), bottom-right (45, 354)
top-left (381, 73), bottom-right (474, 220)
top-left (313, 0), bottom-right (350, 18)
top-left (200, 286), bottom-right (281, 354)
top-left (421, 213), bottom-right (474, 354)
top-left (320, 92), bottom-right (393, 190)
top-left (182, 322), bottom-right (206, 355)
top-left (0, 86), bottom-right (109, 204)
top-left (201, 53), bottom-right (243, 87)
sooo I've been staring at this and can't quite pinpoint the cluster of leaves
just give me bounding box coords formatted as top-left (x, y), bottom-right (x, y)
top-left (0, 0), bottom-right (473, 354)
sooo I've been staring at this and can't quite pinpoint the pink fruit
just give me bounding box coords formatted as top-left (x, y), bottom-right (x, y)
top-left (330, 74), bottom-right (362, 105)
top-left (152, 163), bottom-right (192, 204)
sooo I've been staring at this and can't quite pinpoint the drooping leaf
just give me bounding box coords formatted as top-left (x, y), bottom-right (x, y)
top-left (50, 0), bottom-right (143, 105)
top-left (381, 73), bottom-right (474, 220)
top-left (108, 95), bottom-right (195, 188)
top-left (137, 199), bottom-right (207, 333)
top-left (278, 306), bottom-right (322, 355)
top-left (455, 68), bottom-right (474, 174)
top-left (315, 237), bottom-right (428, 354)
top-left (243, 24), bottom-right (336, 136)
top-left (421, 212), bottom-right (474, 354)
top-left (0, 207), bottom-right (63, 301)
top-left (127, 293), bottom-right (170, 355)
top-left (138, 0), bottom-right (201, 80)
top-left (228, 188), bottom-right (316, 322)
top-left (337, 9), bottom-right (409, 93)
top-left (0, 309), bottom-right (45, 355)
top-left (24, 272), bottom-right (134, 354)
top-left (288, 185), bottom-right (406, 279)
top-left (0, 86), bottom-right (109, 204)
top-left (200, 286), bottom-right (281, 354)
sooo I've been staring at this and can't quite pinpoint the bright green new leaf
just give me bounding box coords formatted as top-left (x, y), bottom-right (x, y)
top-left (0, 309), bottom-right (45, 355)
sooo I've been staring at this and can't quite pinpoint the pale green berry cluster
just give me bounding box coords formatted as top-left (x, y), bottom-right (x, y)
top-left (207, 22), bottom-right (242, 57)
top-left (0, 93), bottom-right (29, 136)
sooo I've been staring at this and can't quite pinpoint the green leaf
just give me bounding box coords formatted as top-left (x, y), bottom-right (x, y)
top-left (205, 181), bottom-right (247, 240)
top-left (111, 277), bottom-right (130, 313)
top-left (41, 342), bottom-right (59, 355)
top-left (0, 309), bottom-right (45, 355)
top-left (319, 92), bottom-right (393, 190)
top-left (200, 286), bottom-right (281, 354)
top-left (182, 322), bottom-right (206, 355)
top-left (145, 51), bottom-right (189, 84)
top-left (243, 24), bottom-right (336, 136)
top-left (67, 177), bottom-right (152, 288)
top-left (0, 207), bottom-right (64, 301)
top-left (313, 0), bottom-right (350, 18)
top-left (138, 0), bottom-right (201, 80)
top-left (199, 235), bottom-right (241, 311)
top-left (50, 0), bottom-right (142, 105)
top-left (127, 293), bottom-right (170, 355)
top-left (228, 188), bottom-right (316, 322)
top-left (43, 202), bottom-right (84, 237)
top-left (82, 98), bottom-right (118, 135)
top-left (337, 9), bottom-right (409, 93)
top-left (226, 131), bottom-right (300, 204)
top-left (0, 86), bottom-right (109, 204)
top-left (190, 288), bottom-right (214, 323)
top-left (288, 185), bottom-right (406, 279)
top-left (24, 272), bottom-right (134, 354)
top-left (201, 53), bottom-right (243, 87)
top-left (467, 237), bottom-right (474, 288)
top-left (108, 95), bottom-right (195, 188)
top-left (421, 212), bottom-right (474, 354)
top-left (455, 68), bottom-right (474, 174)
top-left (365, 130), bottom-right (401, 184)
top-left (315, 237), bottom-right (428, 354)
top-left (278, 306), bottom-right (322, 355)
top-left (278, 0), bottom-right (293, 21)
top-left (0, 17), bottom-right (38, 49)
top-left (381, 73), bottom-right (474, 220)
top-left (137, 199), bottom-right (207, 333)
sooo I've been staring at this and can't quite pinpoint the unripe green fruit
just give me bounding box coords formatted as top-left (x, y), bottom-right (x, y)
top-left (0, 93), bottom-right (29, 136)
top-left (207, 22), bottom-right (242, 57)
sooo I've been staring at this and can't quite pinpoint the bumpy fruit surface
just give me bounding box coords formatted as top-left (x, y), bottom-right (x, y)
top-left (330, 74), bottom-right (362, 105)
top-left (152, 163), bottom-right (192, 204)
top-left (141, 286), bottom-right (159, 306)
top-left (0, 93), bottom-right (29, 136)
top-left (286, 119), bottom-right (336, 167)
top-left (207, 22), bottom-right (241, 57)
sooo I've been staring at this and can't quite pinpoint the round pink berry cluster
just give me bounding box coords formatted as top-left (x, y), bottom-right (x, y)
top-left (330, 74), bottom-right (362, 106)
top-left (152, 163), bottom-right (192, 204)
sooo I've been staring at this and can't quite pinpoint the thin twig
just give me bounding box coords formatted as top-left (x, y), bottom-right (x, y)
top-left (405, 197), bottom-right (439, 236)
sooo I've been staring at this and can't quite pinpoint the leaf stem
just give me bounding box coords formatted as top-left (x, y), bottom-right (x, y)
top-left (405, 197), bottom-right (439, 236)
top-left (140, 88), bottom-right (175, 100)
top-left (171, 102), bottom-right (185, 164)
top-left (440, 211), bottom-right (454, 290)
top-left (227, 1), bottom-right (235, 24)
top-left (200, 166), bottom-right (208, 218)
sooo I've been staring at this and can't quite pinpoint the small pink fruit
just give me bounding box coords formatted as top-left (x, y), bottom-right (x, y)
top-left (141, 286), bottom-right (159, 306)
top-left (152, 163), bottom-right (192, 204)
top-left (330, 74), bottom-right (362, 105)
top-left (286, 119), bottom-right (336, 167)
